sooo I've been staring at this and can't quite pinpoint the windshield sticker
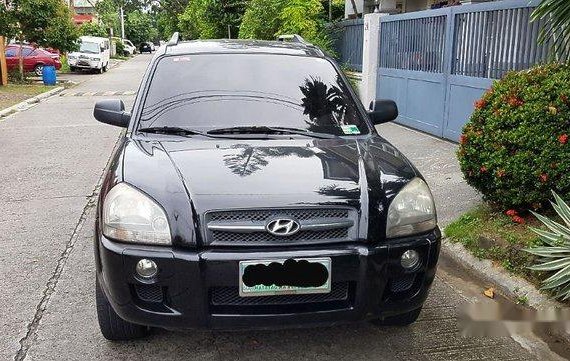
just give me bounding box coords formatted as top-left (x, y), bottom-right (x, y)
top-left (341, 125), bottom-right (361, 135)
top-left (173, 57), bottom-right (191, 62)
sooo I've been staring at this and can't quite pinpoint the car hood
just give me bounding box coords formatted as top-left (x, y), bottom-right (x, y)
top-left (121, 136), bottom-right (419, 243)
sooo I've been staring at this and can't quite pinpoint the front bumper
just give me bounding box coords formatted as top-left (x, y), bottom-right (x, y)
top-left (68, 59), bottom-right (101, 69)
top-left (95, 229), bottom-right (441, 330)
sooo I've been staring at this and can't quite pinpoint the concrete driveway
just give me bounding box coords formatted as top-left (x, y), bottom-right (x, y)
top-left (0, 54), bottom-right (564, 361)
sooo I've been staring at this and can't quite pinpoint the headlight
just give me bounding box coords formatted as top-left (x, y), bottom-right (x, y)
top-left (90, 57), bottom-right (100, 61)
top-left (102, 183), bottom-right (171, 245)
top-left (68, 55), bottom-right (76, 59)
top-left (386, 178), bottom-right (437, 238)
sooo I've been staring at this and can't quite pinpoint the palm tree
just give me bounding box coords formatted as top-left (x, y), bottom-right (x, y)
top-left (532, 0), bottom-right (570, 61)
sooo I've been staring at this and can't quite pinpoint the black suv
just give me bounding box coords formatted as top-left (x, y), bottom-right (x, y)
top-left (93, 34), bottom-right (441, 340)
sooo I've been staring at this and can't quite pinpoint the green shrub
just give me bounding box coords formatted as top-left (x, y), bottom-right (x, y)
top-left (458, 63), bottom-right (570, 210)
top-left (114, 40), bottom-right (125, 56)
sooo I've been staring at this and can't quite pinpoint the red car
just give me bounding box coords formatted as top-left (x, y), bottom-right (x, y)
top-left (4, 45), bottom-right (62, 76)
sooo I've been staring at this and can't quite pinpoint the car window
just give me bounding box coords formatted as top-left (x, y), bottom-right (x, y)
top-left (5, 48), bottom-right (17, 57)
top-left (21, 48), bottom-right (33, 57)
top-left (139, 54), bottom-right (369, 136)
top-left (79, 41), bottom-right (100, 54)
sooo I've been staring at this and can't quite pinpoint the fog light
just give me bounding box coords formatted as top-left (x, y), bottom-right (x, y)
top-left (400, 250), bottom-right (420, 270)
top-left (136, 259), bottom-right (158, 279)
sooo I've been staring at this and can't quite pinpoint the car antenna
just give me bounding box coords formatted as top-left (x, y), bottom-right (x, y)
top-left (167, 32), bottom-right (180, 47)
top-left (276, 34), bottom-right (307, 44)
top-left (276, 34), bottom-right (324, 57)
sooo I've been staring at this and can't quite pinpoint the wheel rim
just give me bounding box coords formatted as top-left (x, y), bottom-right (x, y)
top-left (35, 65), bottom-right (43, 76)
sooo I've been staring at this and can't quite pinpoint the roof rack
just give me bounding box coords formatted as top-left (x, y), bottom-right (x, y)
top-left (276, 34), bottom-right (307, 44)
top-left (167, 32), bottom-right (180, 46)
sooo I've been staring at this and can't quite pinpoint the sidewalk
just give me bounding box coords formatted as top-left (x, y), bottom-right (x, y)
top-left (376, 122), bottom-right (480, 227)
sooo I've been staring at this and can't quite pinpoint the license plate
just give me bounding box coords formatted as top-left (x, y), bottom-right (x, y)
top-left (239, 258), bottom-right (331, 297)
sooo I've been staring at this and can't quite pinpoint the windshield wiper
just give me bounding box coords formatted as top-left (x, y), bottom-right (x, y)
top-left (206, 126), bottom-right (336, 139)
top-left (138, 126), bottom-right (207, 136)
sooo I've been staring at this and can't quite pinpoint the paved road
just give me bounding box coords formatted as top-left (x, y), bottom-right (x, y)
top-left (0, 54), bottom-right (564, 361)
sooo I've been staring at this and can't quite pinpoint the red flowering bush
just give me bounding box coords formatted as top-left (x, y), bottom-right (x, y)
top-left (458, 63), bottom-right (570, 210)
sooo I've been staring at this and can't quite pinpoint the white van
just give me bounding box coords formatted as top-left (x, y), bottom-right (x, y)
top-left (67, 36), bottom-right (110, 73)
top-left (122, 39), bottom-right (136, 56)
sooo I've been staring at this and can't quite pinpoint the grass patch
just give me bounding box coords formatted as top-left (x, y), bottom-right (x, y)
top-left (445, 205), bottom-right (545, 285)
top-left (0, 84), bottom-right (53, 111)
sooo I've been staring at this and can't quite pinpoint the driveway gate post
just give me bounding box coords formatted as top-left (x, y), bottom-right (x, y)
top-left (361, 13), bottom-right (388, 108)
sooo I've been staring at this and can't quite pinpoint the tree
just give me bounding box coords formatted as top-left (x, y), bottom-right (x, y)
top-left (43, 5), bottom-right (79, 53)
top-left (152, 0), bottom-right (189, 39)
top-left (96, 0), bottom-right (121, 36)
top-left (125, 10), bottom-right (158, 44)
top-left (532, 0), bottom-right (570, 61)
top-left (278, 0), bottom-right (323, 41)
top-left (239, 0), bottom-right (334, 54)
top-left (179, 0), bottom-right (250, 39)
top-left (10, 0), bottom-right (78, 52)
top-left (80, 22), bottom-right (109, 38)
top-left (0, 3), bottom-right (18, 40)
top-left (239, 0), bottom-right (284, 40)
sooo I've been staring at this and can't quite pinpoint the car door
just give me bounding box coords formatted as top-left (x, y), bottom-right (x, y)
top-left (21, 47), bottom-right (35, 72)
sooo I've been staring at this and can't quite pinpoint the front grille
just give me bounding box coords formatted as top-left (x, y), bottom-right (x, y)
top-left (209, 209), bottom-right (349, 222)
top-left (211, 282), bottom-right (350, 306)
top-left (212, 228), bottom-right (349, 245)
top-left (204, 208), bottom-right (357, 246)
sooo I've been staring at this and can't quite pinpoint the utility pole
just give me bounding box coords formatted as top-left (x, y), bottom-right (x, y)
top-left (0, 36), bottom-right (7, 86)
top-left (120, 6), bottom-right (125, 39)
top-left (329, 0), bottom-right (332, 22)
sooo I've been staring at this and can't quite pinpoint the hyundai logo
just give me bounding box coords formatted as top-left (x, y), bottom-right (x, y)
top-left (266, 218), bottom-right (300, 237)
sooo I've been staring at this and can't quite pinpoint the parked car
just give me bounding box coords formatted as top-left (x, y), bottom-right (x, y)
top-left (122, 39), bottom-right (136, 56)
top-left (67, 36), bottom-right (110, 74)
top-left (4, 45), bottom-right (62, 76)
top-left (139, 42), bottom-right (153, 54)
top-left (92, 35), bottom-right (440, 340)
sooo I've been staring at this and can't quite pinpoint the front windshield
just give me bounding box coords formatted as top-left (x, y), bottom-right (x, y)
top-left (139, 54), bottom-right (369, 136)
top-left (79, 41), bottom-right (100, 54)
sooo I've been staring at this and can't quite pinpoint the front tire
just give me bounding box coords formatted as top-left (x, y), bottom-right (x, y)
top-left (371, 307), bottom-right (422, 327)
top-left (69, 66), bottom-right (76, 72)
top-left (102, 63), bottom-right (108, 72)
top-left (96, 277), bottom-right (149, 341)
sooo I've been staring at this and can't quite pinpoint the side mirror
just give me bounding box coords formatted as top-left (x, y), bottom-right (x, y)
top-left (94, 100), bottom-right (130, 128)
top-left (368, 99), bottom-right (398, 125)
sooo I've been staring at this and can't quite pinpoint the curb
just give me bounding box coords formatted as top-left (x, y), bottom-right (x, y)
top-left (0, 86), bottom-right (65, 119)
top-left (441, 239), bottom-right (561, 308)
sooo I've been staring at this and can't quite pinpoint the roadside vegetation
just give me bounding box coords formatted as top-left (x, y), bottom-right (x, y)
top-left (445, 205), bottom-right (543, 284)
top-left (0, 83), bottom-right (52, 110)
top-left (451, 62), bottom-right (570, 302)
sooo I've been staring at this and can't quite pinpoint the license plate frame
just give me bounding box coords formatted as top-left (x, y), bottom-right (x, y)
top-left (238, 258), bottom-right (332, 297)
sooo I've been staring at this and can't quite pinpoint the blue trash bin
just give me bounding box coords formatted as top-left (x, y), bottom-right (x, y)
top-left (42, 65), bottom-right (57, 86)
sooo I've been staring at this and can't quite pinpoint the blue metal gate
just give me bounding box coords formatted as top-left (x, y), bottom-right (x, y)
top-left (331, 19), bottom-right (365, 71)
top-left (376, 0), bottom-right (551, 141)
